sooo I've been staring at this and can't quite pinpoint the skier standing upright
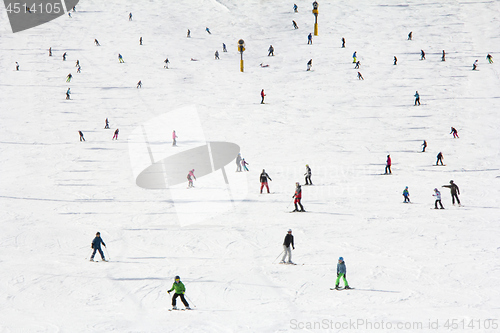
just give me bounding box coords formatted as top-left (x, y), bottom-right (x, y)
top-left (15, 62), bottom-right (19, 71)
top-left (104, 118), bottom-right (109, 129)
top-left (307, 59), bottom-right (312, 71)
top-left (214, 50), bottom-right (219, 59)
top-left (414, 91), bottom-right (420, 105)
top-left (420, 49), bottom-right (425, 60)
top-left (394, 56), bottom-right (397, 65)
top-left (187, 169), bottom-right (196, 188)
top-left (442, 180), bottom-right (461, 206)
top-left (304, 164), bottom-right (312, 185)
top-left (433, 188), bottom-right (444, 209)
top-left (442, 50), bottom-right (446, 61)
top-left (341, 37), bottom-right (345, 48)
top-left (164, 58), bottom-right (169, 69)
top-left (281, 229), bottom-right (294, 264)
top-left (292, 182), bottom-right (305, 212)
top-left (167, 276), bottom-right (190, 310)
top-left (223, 43), bottom-right (227, 52)
top-left (408, 31), bottom-right (412, 40)
top-left (172, 130), bottom-right (178, 146)
top-left (308, 33), bottom-right (313, 44)
top-left (422, 140), bottom-right (427, 152)
top-left (403, 186), bottom-right (410, 203)
top-left (352, 51), bottom-right (357, 63)
top-left (137, 80), bottom-right (142, 88)
top-left (268, 45), bottom-right (274, 56)
top-left (128, 12), bottom-right (132, 21)
top-left (385, 155), bottom-right (392, 174)
top-left (260, 169), bottom-right (272, 193)
top-left (335, 257), bottom-right (351, 290)
top-left (260, 89), bottom-right (266, 104)
top-left (66, 88), bottom-right (71, 100)
top-left (90, 232), bottom-right (107, 261)
top-left (293, 3), bottom-right (298, 12)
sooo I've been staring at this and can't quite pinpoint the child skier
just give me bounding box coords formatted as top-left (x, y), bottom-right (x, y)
top-left (436, 152), bottom-right (444, 165)
top-left (172, 130), bottom-right (177, 146)
top-left (242, 158), bottom-right (249, 171)
top-left (281, 229), bottom-right (294, 264)
top-left (304, 164), bottom-right (312, 185)
top-left (385, 155), bottom-right (392, 174)
top-left (260, 169), bottom-right (272, 193)
top-left (433, 188), bottom-right (444, 209)
top-left (90, 232), bottom-right (107, 261)
top-left (414, 91), bottom-right (420, 105)
top-left (112, 129), bottom-right (119, 140)
top-left (187, 169), bottom-right (196, 188)
top-left (167, 276), bottom-right (190, 310)
top-left (442, 180), bottom-right (461, 206)
top-left (450, 127), bottom-right (459, 138)
top-left (403, 186), bottom-right (410, 203)
top-left (335, 257), bottom-right (351, 290)
top-left (292, 182), bottom-right (305, 212)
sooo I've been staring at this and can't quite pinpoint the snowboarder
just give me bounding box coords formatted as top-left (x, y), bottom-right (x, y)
top-left (137, 80), bottom-right (142, 88)
top-left (205, 27), bottom-right (211, 34)
top-left (260, 169), bottom-right (272, 193)
top-left (357, 71), bottom-right (364, 80)
top-left (90, 232), bottom-right (107, 261)
top-left (307, 59), bottom-right (312, 71)
top-left (128, 12), bottom-right (132, 21)
top-left (408, 31), bottom-right (412, 40)
top-left (341, 37), bottom-right (345, 48)
top-left (307, 33), bottom-right (312, 45)
top-left (78, 130), bottom-right (85, 141)
top-left (118, 54), bottom-right (124, 63)
top-left (223, 43), bottom-right (227, 52)
top-left (385, 155), bottom-right (392, 174)
top-left (354, 60), bottom-right (360, 69)
top-left (472, 59), bottom-right (478, 70)
top-left (292, 20), bottom-right (298, 29)
top-left (94, 39), bottom-right (100, 46)
top-left (187, 29), bottom-right (191, 38)
top-left (281, 229), bottom-right (294, 264)
top-left (403, 186), bottom-right (410, 203)
top-left (164, 58), bottom-right (170, 69)
top-left (236, 153), bottom-right (242, 172)
top-left (394, 56), bottom-right (397, 65)
top-left (66, 73), bottom-right (72, 82)
top-left (450, 127), bottom-right (459, 138)
top-left (112, 129), bottom-right (119, 140)
top-left (187, 169), bottom-right (196, 188)
top-left (352, 51), bottom-right (357, 63)
top-left (172, 130), bottom-right (177, 146)
top-left (487, 54), bottom-right (493, 64)
top-left (422, 140), bottom-right (427, 152)
top-left (420, 49), bottom-right (425, 60)
top-left (293, 3), bottom-right (298, 12)
top-left (304, 164), bottom-right (312, 185)
top-left (104, 118), bottom-right (109, 129)
top-left (242, 158), bottom-right (249, 171)
top-left (292, 182), bottom-right (305, 212)
top-left (335, 257), bottom-right (351, 290)
top-left (433, 188), bottom-right (444, 209)
top-left (442, 50), bottom-right (446, 61)
top-left (442, 180), bottom-right (461, 206)
top-left (260, 89), bottom-right (266, 104)
top-left (435, 152), bottom-right (443, 165)
top-left (49, 47), bottom-right (52, 56)
top-left (167, 276), bottom-right (190, 310)
top-left (66, 88), bottom-right (71, 100)
top-left (139, 37), bottom-right (143, 45)
top-left (214, 50), bottom-right (219, 59)
top-left (62, 52), bottom-right (67, 61)
top-left (268, 45), bottom-right (274, 56)
top-left (414, 91), bottom-right (420, 106)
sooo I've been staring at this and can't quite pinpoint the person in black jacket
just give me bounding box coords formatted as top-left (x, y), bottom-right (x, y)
top-left (281, 229), bottom-right (295, 264)
top-left (436, 152), bottom-right (444, 165)
top-left (304, 164), bottom-right (312, 185)
top-left (90, 232), bottom-right (107, 261)
top-left (442, 180), bottom-right (461, 205)
top-left (260, 169), bottom-right (272, 193)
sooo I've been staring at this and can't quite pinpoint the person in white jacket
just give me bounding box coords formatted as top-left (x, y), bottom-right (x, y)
top-left (433, 188), bottom-right (444, 209)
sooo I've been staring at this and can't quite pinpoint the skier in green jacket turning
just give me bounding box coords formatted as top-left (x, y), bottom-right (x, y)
top-left (168, 276), bottom-right (190, 310)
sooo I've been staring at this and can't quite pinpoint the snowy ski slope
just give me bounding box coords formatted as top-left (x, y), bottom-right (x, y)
top-left (0, 0), bottom-right (499, 332)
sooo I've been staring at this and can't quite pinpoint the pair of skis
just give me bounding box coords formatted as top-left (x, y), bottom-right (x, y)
top-left (330, 287), bottom-right (355, 291)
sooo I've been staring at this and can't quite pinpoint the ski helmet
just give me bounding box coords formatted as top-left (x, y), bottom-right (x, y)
top-left (288, 229), bottom-right (292, 233)
top-left (175, 276), bottom-right (180, 280)
top-left (339, 257), bottom-right (344, 261)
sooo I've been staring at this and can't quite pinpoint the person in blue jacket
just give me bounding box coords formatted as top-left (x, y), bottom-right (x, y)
top-left (403, 186), bottom-right (410, 203)
top-left (307, 33), bottom-right (312, 45)
top-left (90, 232), bottom-right (107, 261)
top-left (352, 51), bottom-right (357, 63)
top-left (335, 257), bottom-right (351, 289)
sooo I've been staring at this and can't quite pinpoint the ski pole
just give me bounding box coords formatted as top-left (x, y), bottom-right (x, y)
top-left (273, 250), bottom-right (284, 263)
top-left (104, 246), bottom-right (110, 260)
top-left (286, 198), bottom-right (294, 209)
top-left (86, 248), bottom-right (93, 260)
top-left (185, 295), bottom-right (196, 308)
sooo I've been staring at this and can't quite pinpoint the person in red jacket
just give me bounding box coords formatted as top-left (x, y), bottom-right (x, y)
top-left (261, 89), bottom-right (266, 104)
top-left (385, 155), bottom-right (392, 174)
top-left (292, 182), bottom-right (305, 212)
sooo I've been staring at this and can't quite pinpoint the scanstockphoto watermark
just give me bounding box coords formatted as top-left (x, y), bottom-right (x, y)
top-left (289, 318), bottom-right (499, 331)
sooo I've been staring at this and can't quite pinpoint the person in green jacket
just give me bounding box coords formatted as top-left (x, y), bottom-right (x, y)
top-left (168, 276), bottom-right (190, 310)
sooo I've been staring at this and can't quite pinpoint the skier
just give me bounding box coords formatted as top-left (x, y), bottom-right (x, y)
top-left (260, 89), bottom-right (266, 104)
top-left (15, 62), bottom-right (19, 71)
top-left (128, 12), bottom-right (132, 21)
top-left (420, 49), bottom-right (425, 60)
top-left (187, 29), bottom-right (191, 38)
top-left (268, 45), bottom-right (274, 56)
top-left (118, 54), bottom-right (124, 63)
top-left (94, 39), bottom-right (100, 46)
top-left (341, 37), bottom-right (345, 48)
top-left (75, 59), bottom-right (79, 67)
top-left (164, 58), bottom-right (169, 69)
top-left (408, 31), bottom-right (412, 40)
top-left (394, 56), bottom-right (397, 65)
top-left (167, 276), bottom-right (190, 310)
top-left (354, 60), bottom-right (360, 69)
top-left (49, 47), bottom-right (52, 56)
top-left (90, 232), bottom-right (107, 261)
top-left (236, 153), bottom-right (242, 172)
top-left (66, 73), bottom-right (72, 82)
top-left (442, 180), bottom-right (461, 206)
top-left (223, 43), bottom-right (227, 52)
top-left (472, 59), bottom-right (478, 70)
top-left (104, 118), bottom-right (110, 129)
top-left (214, 50), bottom-right (219, 59)
top-left (352, 51), bottom-right (357, 63)
top-left (436, 152), bottom-right (444, 165)
top-left (292, 20), bottom-right (298, 29)
top-left (433, 188), bottom-right (444, 209)
top-left (62, 52), bottom-right (67, 61)
top-left (422, 140), bottom-right (427, 152)
top-left (78, 130), bottom-right (85, 141)
top-left (139, 37), bottom-right (142, 45)
top-left (414, 91), bottom-right (420, 106)
top-left (304, 164), bottom-right (312, 185)
top-left (385, 155), bottom-right (392, 174)
top-left (307, 33), bottom-right (313, 45)
top-left (187, 169), bottom-right (196, 188)
top-left (172, 130), bottom-right (177, 146)
top-left (357, 72), bottom-right (364, 80)
top-left (76, 65), bottom-right (81, 73)
top-left (335, 257), bottom-right (351, 290)
top-left (242, 158), bottom-right (249, 171)
top-left (403, 186), bottom-right (410, 203)
top-left (205, 27), bottom-right (211, 34)
top-left (450, 127), bottom-right (459, 138)
top-left (487, 54), bottom-right (493, 64)
top-left (442, 50), bottom-right (446, 61)
top-left (293, 3), bottom-right (298, 12)
top-left (112, 129), bottom-right (119, 140)
top-left (260, 169), bottom-right (272, 194)
top-left (137, 80), bottom-right (142, 88)
top-left (280, 229), bottom-right (294, 264)
top-left (292, 182), bottom-right (305, 212)
top-left (66, 88), bottom-right (71, 100)
top-left (307, 59), bottom-right (312, 71)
